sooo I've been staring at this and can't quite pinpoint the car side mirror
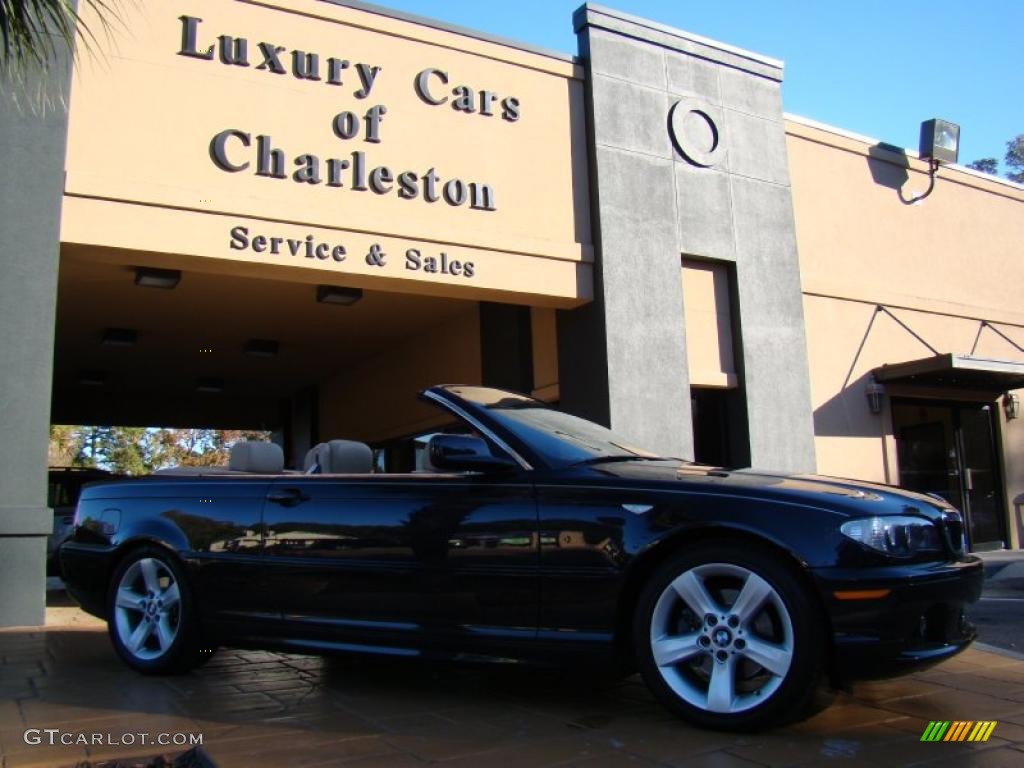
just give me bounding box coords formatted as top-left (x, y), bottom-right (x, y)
top-left (428, 435), bottom-right (518, 473)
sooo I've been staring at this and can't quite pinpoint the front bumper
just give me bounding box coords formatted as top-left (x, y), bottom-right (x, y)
top-left (812, 556), bottom-right (984, 682)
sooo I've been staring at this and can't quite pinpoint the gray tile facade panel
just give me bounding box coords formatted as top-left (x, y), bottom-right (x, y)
top-left (666, 52), bottom-right (721, 103)
top-left (730, 175), bottom-right (816, 473)
top-left (718, 66), bottom-right (782, 121)
top-left (736, 323), bottom-right (817, 473)
top-left (576, 5), bottom-right (783, 81)
top-left (575, 3), bottom-right (816, 474)
top-left (728, 175), bottom-right (801, 278)
top-left (595, 146), bottom-right (678, 231)
top-left (674, 164), bottom-right (737, 261)
top-left (587, 29), bottom-right (666, 90)
top-left (722, 108), bottom-right (791, 186)
top-left (594, 146), bottom-right (694, 458)
top-left (591, 74), bottom-right (672, 159)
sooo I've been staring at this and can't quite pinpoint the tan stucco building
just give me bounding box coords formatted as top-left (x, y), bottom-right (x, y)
top-left (788, 116), bottom-right (1024, 551)
top-left (1, 0), bottom-right (1021, 626)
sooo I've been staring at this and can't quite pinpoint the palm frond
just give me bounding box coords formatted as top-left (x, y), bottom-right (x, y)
top-left (0, 0), bottom-right (120, 74)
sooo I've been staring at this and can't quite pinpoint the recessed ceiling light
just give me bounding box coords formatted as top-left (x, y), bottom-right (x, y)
top-left (243, 339), bottom-right (279, 358)
top-left (134, 266), bottom-right (181, 289)
top-left (79, 370), bottom-right (106, 387)
top-left (316, 285), bottom-right (363, 305)
top-left (195, 377), bottom-right (224, 393)
top-left (100, 328), bottom-right (138, 347)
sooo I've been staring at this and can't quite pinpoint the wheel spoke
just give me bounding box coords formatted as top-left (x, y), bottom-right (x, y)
top-left (140, 558), bottom-right (160, 593)
top-left (116, 588), bottom-right (145, 611)
top-left (671, 570), bottom-right (719, 616)
top-left (730, 572), bottom-right (773, 623)
top-left (161, 581), bottom-right (180, 610)
top-left (740, 636), bottom-right (792, 677)
top-left (707, 655), bottom-right (737, 713)
top-left (127, 618), bottom-right (154, 652)
top-left (652, 633), bottom-right (705, 667)
top-left (155, 615), bottom-right (176, 651)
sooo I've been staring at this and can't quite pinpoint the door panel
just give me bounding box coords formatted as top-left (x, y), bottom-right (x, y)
top-left (162, 478), bottom-right (273, 624)
top-left (261, 475), bottom-right (538, 651)
top-left (536, 484), bottom-right (636, 643)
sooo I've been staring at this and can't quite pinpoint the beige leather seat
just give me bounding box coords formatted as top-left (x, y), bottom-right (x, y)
top-left (303, 440), bottom-right (373, 474)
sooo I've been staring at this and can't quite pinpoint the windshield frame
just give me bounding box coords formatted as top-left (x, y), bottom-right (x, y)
top-left (422, 385), bottom-right (662, 471)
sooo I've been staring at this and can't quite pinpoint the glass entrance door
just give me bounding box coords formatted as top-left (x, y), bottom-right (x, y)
top-left (892, 400), bottom-right (1007, 551)
top-left (957, 406), bottom-right (1005, 548)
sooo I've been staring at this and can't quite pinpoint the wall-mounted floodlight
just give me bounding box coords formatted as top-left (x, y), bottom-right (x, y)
top-left (919, 119), bottom-right (960, 165)
top-left (904, 119), bottom-right (960, 204)
top-left (134, 267), bottom-right (181, 289)
top-left (316, 285), bottom-right (363, 306)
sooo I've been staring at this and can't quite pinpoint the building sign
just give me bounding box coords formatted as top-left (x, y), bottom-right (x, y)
top-left (61, 0), bottom-right (592, 307)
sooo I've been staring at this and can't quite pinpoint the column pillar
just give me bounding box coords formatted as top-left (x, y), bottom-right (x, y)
top-left (0, 54), bottom-right (73, 625)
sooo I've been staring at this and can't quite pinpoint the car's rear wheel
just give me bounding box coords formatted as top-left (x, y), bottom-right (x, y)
top-left (634, 544), bottom-right (823, 730)
top-left (107, 547), bottom-right (209, 674)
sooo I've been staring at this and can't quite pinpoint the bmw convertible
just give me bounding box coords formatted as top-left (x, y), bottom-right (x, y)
top-left (60, 385), bottom-right (983, 730)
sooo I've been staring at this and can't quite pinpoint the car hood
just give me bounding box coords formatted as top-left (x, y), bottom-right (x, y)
top-left (580, 459), bottom-right (955, 520)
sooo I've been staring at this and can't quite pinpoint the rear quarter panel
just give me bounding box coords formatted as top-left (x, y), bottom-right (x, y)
top-left (66, 477), bottom-right (274, 621)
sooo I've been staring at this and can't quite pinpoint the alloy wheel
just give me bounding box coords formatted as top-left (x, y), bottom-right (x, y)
top-left (648, 562), bottom-right (794, 714)
top-left (113, 557), bottom-right (182, 661)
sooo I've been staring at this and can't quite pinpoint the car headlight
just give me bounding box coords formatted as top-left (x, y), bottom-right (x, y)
top-left (840, 516), bottom-right (943, 557)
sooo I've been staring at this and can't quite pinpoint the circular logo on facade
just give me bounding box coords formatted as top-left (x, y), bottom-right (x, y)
top-left (669, 99), bottom-right (725, 168)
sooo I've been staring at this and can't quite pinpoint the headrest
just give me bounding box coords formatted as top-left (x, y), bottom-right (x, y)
top-left (302, 444), bottom-right (321, 472)
top-left (315, 439), bottom-right (373, 474)
top-left (229, 441), bottom-right (284, 473)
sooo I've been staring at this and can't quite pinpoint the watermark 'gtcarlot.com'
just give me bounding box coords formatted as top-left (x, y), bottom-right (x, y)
top-left (24, 729), bottom-right (203, 747)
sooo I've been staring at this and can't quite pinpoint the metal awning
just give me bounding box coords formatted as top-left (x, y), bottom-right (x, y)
top-left (873, 354), bottom-right (1024, 392)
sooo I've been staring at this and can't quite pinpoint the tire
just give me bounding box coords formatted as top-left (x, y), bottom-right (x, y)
top-left (107, 546), bottom-right (210, 674)
top-left (634, 543), bottom-right (823, 731)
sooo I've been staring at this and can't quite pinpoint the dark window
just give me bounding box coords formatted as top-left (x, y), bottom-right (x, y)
top-left (692, 389), bottom-right (730, 467)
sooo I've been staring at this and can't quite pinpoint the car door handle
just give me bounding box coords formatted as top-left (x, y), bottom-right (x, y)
top-left (266, 488), bottom-right (309, 506)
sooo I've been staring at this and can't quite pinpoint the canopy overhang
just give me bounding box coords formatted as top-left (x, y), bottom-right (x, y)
top-left (873, 354), bottom-right (1024, 393)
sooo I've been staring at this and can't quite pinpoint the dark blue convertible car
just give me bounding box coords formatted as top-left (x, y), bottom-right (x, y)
top-left (61, 385), bottom-right (983, 729)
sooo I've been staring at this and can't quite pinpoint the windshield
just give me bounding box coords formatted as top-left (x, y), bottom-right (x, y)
top-left (441, 386), bottom-right (663, 468)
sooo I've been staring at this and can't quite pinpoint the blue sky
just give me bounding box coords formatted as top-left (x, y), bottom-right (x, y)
top-left (368, 0), bottom-right (1022, 173)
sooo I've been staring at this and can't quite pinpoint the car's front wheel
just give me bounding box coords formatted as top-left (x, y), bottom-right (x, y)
top-left (107, 547), bottom-right (208, 674)
top-left (634, 543), bottom-right (823, 730)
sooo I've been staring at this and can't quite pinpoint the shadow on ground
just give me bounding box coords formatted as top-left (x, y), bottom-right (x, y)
top-left (3, 624), bottom-right (1024, 767)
